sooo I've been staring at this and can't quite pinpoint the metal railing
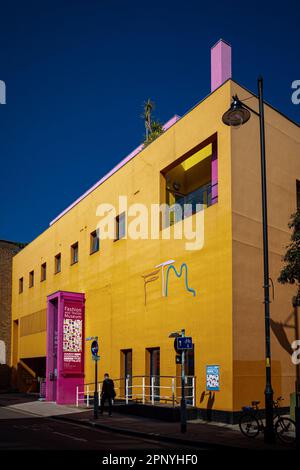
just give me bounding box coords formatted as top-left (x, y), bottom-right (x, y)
top-left (175, 182), bottom-right (212, 214)
top-left (165, 182), bottom-right (217, 227)
top-left (76, 375), bottom-right (196, 408)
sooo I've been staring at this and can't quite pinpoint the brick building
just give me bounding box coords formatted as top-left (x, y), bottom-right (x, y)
top-left (0, 240), bottom-right (25, 388)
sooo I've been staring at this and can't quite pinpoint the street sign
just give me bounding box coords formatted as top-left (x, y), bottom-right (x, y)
top-left (175, 336), bottom-right (193, 351)
top-left (91, 340), bottom-right (99, 357)
top-left (175, 354), bottom-right (182, 364)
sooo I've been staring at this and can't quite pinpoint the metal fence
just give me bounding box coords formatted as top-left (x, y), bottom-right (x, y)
top-left (76, 375), bottom-right (196, 408)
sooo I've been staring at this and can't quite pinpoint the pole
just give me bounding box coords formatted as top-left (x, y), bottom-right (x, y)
top-left (293, 300), bottom-right (300, 448)
top-left (258, 76), bottom-right (275, 444)
top-left (94, 357), bottom-right (98, 419)
top-left (180, 328), bottom-right (187, 433)
top-left (296, 379), bottom-right (300, 449)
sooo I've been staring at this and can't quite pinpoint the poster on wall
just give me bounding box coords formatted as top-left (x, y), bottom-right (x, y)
top-left (206, 365), bottom-right (220, 391)
top-left (62, 301), bottom-right (84, 375)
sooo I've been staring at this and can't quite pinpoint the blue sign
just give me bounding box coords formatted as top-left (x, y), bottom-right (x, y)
top-left (91, 340), bottom-right (99, 357)
top-left (206, 365), bottom-right (220, 391)
top-left (176, 337), bottom-right (193, 350)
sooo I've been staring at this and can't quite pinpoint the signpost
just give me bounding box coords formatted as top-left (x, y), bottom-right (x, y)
top-left (172, 330), bottom-right (193, 434)
top-left (86, 336), bottom-right (100, 419)
top-left (175, 336), bottom-right (193, 351)
top-left (91, 340), bottom-right (99, 358)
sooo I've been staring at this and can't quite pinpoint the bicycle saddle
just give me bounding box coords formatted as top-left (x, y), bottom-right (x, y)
top-left (251, 400), bottom-right (260, 406)
top-left (242, 406), bottom-right (252, 411)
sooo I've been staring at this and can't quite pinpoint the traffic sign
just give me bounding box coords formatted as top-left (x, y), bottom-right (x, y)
top-left (91, 340), bottom-right (99, 357)
top-left (176, 336), bottom-right (193, 351)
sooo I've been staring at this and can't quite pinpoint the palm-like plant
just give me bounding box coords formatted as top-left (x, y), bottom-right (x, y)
top-left (142, 98), bottom-right (154, 140)
top-left (142, 99), bottom-right (163, 146)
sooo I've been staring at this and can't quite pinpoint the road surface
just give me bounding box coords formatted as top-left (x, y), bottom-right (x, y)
top-left (0, 407), bottom-right (201, 451)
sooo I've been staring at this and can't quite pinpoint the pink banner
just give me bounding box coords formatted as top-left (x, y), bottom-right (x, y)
top-left (62, 301), bottom-right (84, 375)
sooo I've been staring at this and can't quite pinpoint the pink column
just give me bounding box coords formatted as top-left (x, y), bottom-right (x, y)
top-left (211, 138), bottom-right (218, 205)
top-left (46, 291), bottom-right (85, 405)
top-left (211, 39), bottom-right (232, 92)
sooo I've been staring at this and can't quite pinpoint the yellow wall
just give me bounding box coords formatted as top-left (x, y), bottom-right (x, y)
top-left (11, 80), bottom-right (234, 411)
top-left (231, 81), bottom-right (300, 410)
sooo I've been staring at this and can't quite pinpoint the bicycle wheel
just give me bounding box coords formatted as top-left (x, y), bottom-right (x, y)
top-left (275, 417), bottom-right (296, 444)
top-left (239, 413), bottom-right (260, 438)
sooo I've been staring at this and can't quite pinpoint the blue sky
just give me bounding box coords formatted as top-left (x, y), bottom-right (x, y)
top-left (0, 0), bottom-right (299, 242)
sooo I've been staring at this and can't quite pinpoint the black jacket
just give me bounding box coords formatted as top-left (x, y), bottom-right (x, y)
top-left (101, 378), bottom-right (115, 397)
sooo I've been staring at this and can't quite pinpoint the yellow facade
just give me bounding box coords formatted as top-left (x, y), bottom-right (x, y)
top-left (11, 79), bottom-right (300, 417)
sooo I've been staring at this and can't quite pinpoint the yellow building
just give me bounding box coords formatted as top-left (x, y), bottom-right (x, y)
top-left (11, 41), bottom-right (300, 422)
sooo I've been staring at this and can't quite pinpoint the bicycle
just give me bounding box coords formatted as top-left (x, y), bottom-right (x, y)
top-left (239, 396), bottom-right (296, 444)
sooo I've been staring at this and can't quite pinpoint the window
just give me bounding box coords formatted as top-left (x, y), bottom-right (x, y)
top-left (19, 277), bottom-right (23, 294)
top-left (29, 270), bottom-right (34, 288)
top-left (297, 180), bottom-right (300, 209)
top-left (115, 212), bottom-right (126, 240)
top-left (41, 262), bottom-right (47, 281)
top-left (55, 253), bottom-right (61, 273)
top-left (71, 242), bottom-right (79, 264)
top-left (161, 136), bottom-right (217, 227)
top-left (90, 230), bottom-right (99, 254)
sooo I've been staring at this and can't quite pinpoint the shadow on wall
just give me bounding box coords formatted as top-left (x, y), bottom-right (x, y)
top-left (199, 390), bottom-right (215, 421)
top-left (270, 304), bottom-right (300, 388)
top-left (10, 357), bottom-right (46, 393)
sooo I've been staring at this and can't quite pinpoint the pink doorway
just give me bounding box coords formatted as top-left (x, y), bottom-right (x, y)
top-left (46, 291), bottom-right (85, 405)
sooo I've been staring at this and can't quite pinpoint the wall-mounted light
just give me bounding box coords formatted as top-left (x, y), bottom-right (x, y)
top-left (173, 181), bottom-right (181, 192)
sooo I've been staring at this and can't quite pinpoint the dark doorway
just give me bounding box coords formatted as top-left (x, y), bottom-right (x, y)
top-left (121, 349), bottom-right (132, 398)
top-left (147, 347), bottom-right (160, 402)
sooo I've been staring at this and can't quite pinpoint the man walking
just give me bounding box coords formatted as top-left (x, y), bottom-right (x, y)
top-left (100, 373), bottom-right (115, 416)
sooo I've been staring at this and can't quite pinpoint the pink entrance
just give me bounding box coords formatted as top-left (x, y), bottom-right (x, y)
top-left (46, 291), bottom-right (85, 404)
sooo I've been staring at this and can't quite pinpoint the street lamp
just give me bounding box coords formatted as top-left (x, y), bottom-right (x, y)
top-left (222, 95), bottom-right (251, 127)
top-left (222, 76), bottom-right (275, 444)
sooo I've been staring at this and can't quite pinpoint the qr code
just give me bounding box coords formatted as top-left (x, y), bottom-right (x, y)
top-left (63, 319), bottom-right (82, 352)
top-left (207, 374), bottom-right (219, 389)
